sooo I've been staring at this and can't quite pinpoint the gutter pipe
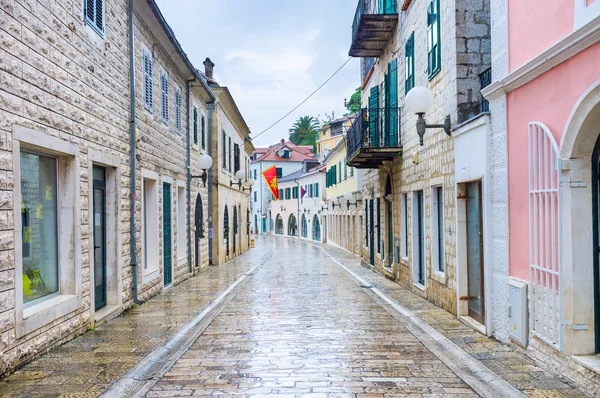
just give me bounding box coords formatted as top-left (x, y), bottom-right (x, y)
top-left (207, 102), bottom-right (214, 265)
top-left (129, 0), bottom-right (143, 305)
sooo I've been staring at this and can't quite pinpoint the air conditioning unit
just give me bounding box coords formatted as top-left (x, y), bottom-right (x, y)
top-left (508, 279), bottom-right (528, 347)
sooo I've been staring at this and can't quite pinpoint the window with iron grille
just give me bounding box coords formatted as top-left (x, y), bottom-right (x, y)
top-left (201, 115), bottom-right (206, 149)
top-left (84, 0), bottom-right (104, 35)
top-left (193, 106), bottom-right (198, 145)
top-left (234, 143), bottom-right (240, 172)
top-left (175, 87), bottom-right (182, 133)
top-left (142, 49), bottom-right (153, 112)
top-left (427, 0), bottom-right (441, 79)
top-left (405, 32), bottom-right (415, 94)
top-left (160, 71), bottom-right (169, 123)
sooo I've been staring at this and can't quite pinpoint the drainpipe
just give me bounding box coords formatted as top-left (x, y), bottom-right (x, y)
top-left (295, 180), bottom-right (300, 237)
top-left (128, 0), bottom-right (143, 305)
top-left (186, 78), bottom-right (193, 274)
top-left (207, 102), bottom-right (214, 265)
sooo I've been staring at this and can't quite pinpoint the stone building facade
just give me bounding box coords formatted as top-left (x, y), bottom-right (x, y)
top-left (208, 84), bottom-right (254, 266)
top-left (0, 0), bottom-right (213, 375)
top-left (348, 0), bottom-right (491, 318)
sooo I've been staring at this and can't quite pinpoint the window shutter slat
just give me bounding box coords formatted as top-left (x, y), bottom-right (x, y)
top-left (193, 108), bottom-right (198, 144)
top-left (95, 0), bottom-right (103, 31)
top-left (86, 0), bottom-right (95, 22)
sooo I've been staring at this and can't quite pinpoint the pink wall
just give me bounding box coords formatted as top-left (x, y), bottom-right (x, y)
top-left (508, 43), bottom-right (600, 281)
top-left (508, 0), bottom-right (574, 71)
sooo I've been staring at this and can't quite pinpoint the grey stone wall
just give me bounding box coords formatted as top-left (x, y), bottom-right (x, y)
top-left (0, 0), bottom-right (210, 375)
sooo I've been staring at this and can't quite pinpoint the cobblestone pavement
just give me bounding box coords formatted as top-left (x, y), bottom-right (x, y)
top-left (0, 243), bottom-right (273, 397)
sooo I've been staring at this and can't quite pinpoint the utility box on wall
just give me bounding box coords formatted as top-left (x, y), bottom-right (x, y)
top-left (508, 279), bottom-right (528, 347)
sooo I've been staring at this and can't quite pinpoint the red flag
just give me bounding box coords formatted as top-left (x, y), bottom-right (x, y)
top-left (262, 165), bottom-right (279, 201)
top-left (301, 187), bottom-right (307, 198)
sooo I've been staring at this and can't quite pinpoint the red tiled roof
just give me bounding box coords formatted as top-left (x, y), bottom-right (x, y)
top-left (252, 141), bottom-right (315, 163)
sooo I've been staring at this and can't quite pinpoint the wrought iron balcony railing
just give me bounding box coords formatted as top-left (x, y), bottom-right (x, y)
top-left (346, 107), bottom-right (402, 169)
top-left (349, 0), bottom-right (399, 57)
top-left (480, 68), bottom-right (492, 113)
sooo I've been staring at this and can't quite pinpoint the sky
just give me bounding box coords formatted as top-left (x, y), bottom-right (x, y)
top-left (155, 0), bottom-right (361, 147)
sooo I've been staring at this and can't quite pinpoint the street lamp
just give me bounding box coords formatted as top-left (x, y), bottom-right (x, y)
top-left (405, 86), bottom-right (451, 146)
top-left (193, 153), bottom-right (213, 187)
top-left (344, 192), bottom-right (359, 210)
top-left (230, 169), bottom-right (246, 190)
top-left (331, 198), bottom-right (341, 210)
top-left (243, 179), bottom-right (255, 192)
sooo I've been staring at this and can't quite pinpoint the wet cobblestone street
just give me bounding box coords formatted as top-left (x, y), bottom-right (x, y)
top-left (0, 237), bottom-right (589, 397)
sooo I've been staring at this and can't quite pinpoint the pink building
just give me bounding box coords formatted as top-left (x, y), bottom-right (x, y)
top-left (484, 0), bottom-right (600, 388)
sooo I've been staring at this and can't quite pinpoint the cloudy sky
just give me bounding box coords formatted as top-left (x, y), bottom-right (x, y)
top-left (155, 0), bottom-right (360, 147)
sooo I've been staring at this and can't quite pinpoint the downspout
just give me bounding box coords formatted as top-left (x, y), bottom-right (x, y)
top-left (207, 102), bottom-right (214, 265)
top-left (186, 78), bottom-right (194, 274)
top-left (128, 0), bottom-right (143, 305)
top-left (295, 180), bottom-right (300, 237)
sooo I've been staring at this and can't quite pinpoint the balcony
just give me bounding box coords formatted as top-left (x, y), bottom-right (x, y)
top-left (349, 0), bottom-right (399, 57)
top-left (346, 107), bottom-right (402, 169)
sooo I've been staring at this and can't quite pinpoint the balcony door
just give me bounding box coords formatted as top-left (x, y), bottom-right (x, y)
top-left (93, 166), bottom-right (107, 311)
top-left (369, 86), bottom-right (379, 147)
top-left (378, 0), bottom-right (397, 14)
top-left (386, 59), bottom-right (398, 147)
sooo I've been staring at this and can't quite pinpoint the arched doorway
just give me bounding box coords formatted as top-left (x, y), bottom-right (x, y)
top-left (233, 206), bottom-right (237, 255)
top-left (224, 205), bottom-right (229, 257)
top-left (313, 215), bottom-right (321, 241)
top-left (301, 214), bottom-right (308, 238)
top-left (194, 193), bottom-right (203, 269)
top-left (275, 214), bottom-right (283, 235)
top-left (288, 214), bottom-right (297, 236)
top-left (385, 175), bottom-right (393, 267)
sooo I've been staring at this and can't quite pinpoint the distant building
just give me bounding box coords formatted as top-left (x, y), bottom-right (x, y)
top-left (316, 116), bottom-right (354, 161)
top-left (250, 141), bottom-right (315, 234)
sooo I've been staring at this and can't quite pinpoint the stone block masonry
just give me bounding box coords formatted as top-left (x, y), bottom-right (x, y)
top-left (0, 0), bottom-right (210, 376)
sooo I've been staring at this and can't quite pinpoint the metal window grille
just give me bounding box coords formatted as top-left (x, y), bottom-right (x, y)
top-left (528, 121), bottom-right (562, 350)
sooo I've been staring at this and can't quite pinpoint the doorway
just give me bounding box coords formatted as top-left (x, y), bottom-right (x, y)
top-left (93, 166), bottom-right (107, 311)
top-left (369, 199), bottom-right (375, 265)
top-left (163, 182), bottom-right (172, 287)
top-left (233, 206), bottom-right (238, 255)
top-left (385, 176), bottom-right (393, 268)
top-left (593, 137), bottom-right (600, 352)
top-left (466, 181), bottom-right (484, 324)
top-left (194, 193), bottom-right (203, 269)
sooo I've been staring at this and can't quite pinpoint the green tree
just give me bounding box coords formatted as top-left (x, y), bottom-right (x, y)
top-left (288, 116), bottom-right (320, 152)
top-left (344, 88), bottom-right (361, 115)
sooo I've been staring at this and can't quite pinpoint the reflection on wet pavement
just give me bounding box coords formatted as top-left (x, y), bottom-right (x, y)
top-left (148, 238), bottom-right (479, 396)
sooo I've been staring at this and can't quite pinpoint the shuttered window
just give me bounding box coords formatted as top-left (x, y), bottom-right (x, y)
top-left (143, 49), bottom-right (153, 112)
top-left (222, 131), bottom-right (227, 169)
top-left (315, 183), bottom-right (319, 197)
top-left (175, 87), bottom-right (182, 133)
top-left (292, 187), bottom-right (298, 199)
top-left (160, 71), bottom-right (169, 124)
top-left (228, 137), bottom-right (232, 172)
top-left (276, 168), bottom-right (283, 178)
top-left (405, 32), bottom-right (415, 94)
top-left (193, 106), bottom-right (198, 145)
top-left (427, 0), bottom-right (441, 79)
top-left (234, 143), bottom-right (240, 172)
top-left (309, 184), bottom-right (313, 197)
top-left (201, 115), bottom-right (206, 149)
top-left (84, 0), bottom-right (104, 35)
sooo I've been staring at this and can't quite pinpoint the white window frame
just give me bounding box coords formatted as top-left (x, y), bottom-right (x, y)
top-left (176, 181), bottom-right (186, 267)
top-left (412, 190), bottom-right (426, 290)
top-left (142, 46), bottom-right (153, 113)
top-left (142, 169), bottom-right (160, 283)
top-left (83, 0), bottom-right (105, 37)
top-left (432, 185), bottom-right (445, 275)
top-left (401, 192), bottom-right (408, 259)
top-left (13, 126), bottom-right (82, 338)
top-left (175, 86), bottom-right (182, 134)
top-left (160, 69), bottom-right (169, 124)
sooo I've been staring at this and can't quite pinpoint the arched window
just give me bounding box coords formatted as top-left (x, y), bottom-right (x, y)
top-left (301, 214), bottom-right (308, 238)
top-left (275, 214), bottom-right (283, 235)
top-left (224, 205), bottom-right (229, 256)
top-left (288, 214), bottom-right (297, 236)
top-left (313, 215), bottom-right (321, 241)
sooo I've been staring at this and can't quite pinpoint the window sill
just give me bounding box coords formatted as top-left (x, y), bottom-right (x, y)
top-left (432, 270), bottom-right (445, 284)
top-left (19, 294), bottom-right (80, 338)
top-left (428, 67), bottom-right (441, 81)
top-left (142, 268), bottom-right (160, 284)
top-left (412, 282), bottom-right (426, 291)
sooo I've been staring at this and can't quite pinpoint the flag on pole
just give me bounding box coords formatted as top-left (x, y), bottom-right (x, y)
top-left (301, 187), bottom-right (307, 199)
top-left (262, 165), bottom-right (279, 201)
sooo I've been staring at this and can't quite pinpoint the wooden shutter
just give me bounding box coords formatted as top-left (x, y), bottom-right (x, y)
top-left (85, 0), bottom-right (103, 33)
top-left (387, 59), bottom-right (398, 146)
top-left (315, 183), bottom-right (319, 197)
top-left (175, 87), bottom-right (182, 132)
top-left (161, 71), bottom-right (168, 123)
top-left (369, 86), bottom-right (379, 147)
top-left (193, 107), bottom-right (198, 144)
top-left (234, 144), bottom-right (240, 172)
top-left (95, 0), bottom-right (103, 32)
top-left (143, 50), bottom-right (153, 111)
top-left (201, 115), bottom-right (206, 149)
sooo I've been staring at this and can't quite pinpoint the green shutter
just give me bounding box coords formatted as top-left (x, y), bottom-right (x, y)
top-left (315, 183), bottom-right (319, 197)
top-left (201, 115), bottom-right (206, 149)
top-left (386, 59), bottom-right (398, 147)
top-left (193, 108), bottom-right (198, 144)
top-left (427, 0), bottom-right (441, 78)
top-left (369, 86), bottom-right (379, 147)
top-left (405, 33), bottom-right (415, 94)
top-left (276, 167), bottom-right (283, 178)
top-left (162, 183), bottom-right (172, 287)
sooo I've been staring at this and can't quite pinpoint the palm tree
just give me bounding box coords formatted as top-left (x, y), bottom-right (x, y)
top-left (288, 116), bottom-right (320, 151)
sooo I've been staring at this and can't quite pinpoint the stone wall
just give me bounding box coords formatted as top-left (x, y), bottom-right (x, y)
top-left (0, 0), bottom-right (210, 375)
